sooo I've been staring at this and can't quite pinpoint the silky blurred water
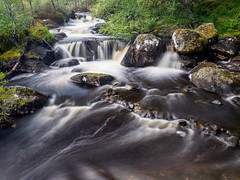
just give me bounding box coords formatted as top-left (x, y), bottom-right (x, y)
top-left (1, 14), bottom-right (240, 180)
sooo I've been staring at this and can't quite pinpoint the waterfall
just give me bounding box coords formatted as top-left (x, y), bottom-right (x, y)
top-left (157, 52), bottom-right (181, 69)
top-left (3, 12), bottom-right (240, 180)
top-left (97, 40), bottom-right (127, 60)
top-left (55, 40), bottom-right (127, 61)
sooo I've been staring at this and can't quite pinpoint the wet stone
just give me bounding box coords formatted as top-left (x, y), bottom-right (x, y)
top-left (210, 37), bottom-right (239, 61)
top-left (51, 58), bottom-right (79, 68)
top-left (172, 29), bottom-right (205, 54)
top-left (70, 73), bottom-right (115, 87)
top-left (121, 34), bottom-right (166, 67)
top-left (190, 62), bottom-right (240, 95)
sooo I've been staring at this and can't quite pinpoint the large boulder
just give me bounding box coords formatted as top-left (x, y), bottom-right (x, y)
top-left (121, 34), bottom-right (166, 67)
top-left (195, 23), bottom-right (218, 45)
top-left (190, 62), bottom-right (240, 95)
top-left (172, 29), bottom-right (206, 54)
top-left (0, 86), bottom-right (49, 128)
top-left (70, 73), bottom-right (115, 87)
top-left (210, 37), bottom-right (240, 61)
top-left (29, 46), bottom-right (55, 66)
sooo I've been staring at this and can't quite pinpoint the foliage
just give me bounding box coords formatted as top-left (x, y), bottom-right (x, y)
top-left (36, 7), bottom-right (69, 25)
top-left (0, 0), bottom-right (93, 55)
top-left (29, 23), bottom-right (55, 42)
top-left (92, 0), bottom-right (240, 40)
top-left (0, 72), bottom-right (25, 122)
top-left (192, 0), bottom-right (240, 37)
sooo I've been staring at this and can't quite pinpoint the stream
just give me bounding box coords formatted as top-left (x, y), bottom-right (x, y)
top-left (1, 13), bottom-right (240, 180)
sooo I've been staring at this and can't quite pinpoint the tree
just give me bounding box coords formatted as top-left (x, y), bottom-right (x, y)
top-left (2, 0), bottom-right (18, 45)
top-left (50, 0), bottom-right (56, 10)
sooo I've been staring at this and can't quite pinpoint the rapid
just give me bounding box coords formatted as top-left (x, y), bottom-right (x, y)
top-left (0, 13), bottom-right (240, 180)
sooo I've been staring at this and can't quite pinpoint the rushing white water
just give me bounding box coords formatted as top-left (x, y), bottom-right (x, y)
top-left (157, 51), bottom-right (182, 69)
top-left (2, 13), bottom-right (240, 180)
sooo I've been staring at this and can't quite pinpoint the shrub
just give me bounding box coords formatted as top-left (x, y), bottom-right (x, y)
top-left (29, 24), bottom-right (55, 43)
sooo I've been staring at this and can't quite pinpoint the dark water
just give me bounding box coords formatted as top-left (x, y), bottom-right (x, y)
top-left (1, 14), bottom-right (240, 180)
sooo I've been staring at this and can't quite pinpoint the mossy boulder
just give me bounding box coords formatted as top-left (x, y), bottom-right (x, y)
top-left (153, 24), bottom-right (178, 39)
top-left (121, 34), bottom-right (166, 67)
top-left (195, 23), bottom-right (218, 45)
top-left (70, 73), bottom-right (115, 87)
top-left (190, 62), bottom-right (240, 95)
top-left (0, 86), bottom-right (49, 128)
top-left (172, 29), bottom-right (206, 54)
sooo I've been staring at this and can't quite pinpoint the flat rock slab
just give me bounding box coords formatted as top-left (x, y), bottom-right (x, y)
top-left (70, 73), bottom-right (115, 87)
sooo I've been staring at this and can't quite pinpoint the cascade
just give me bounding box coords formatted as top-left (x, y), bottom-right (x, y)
top-left (1, 12), bottom-right (240, 180)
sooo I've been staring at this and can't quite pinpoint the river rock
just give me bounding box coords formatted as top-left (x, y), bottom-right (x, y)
top-left (121, 34), bottom-right (166, 67)
top-left (70, 73), bottom-right (115, 87)
top-left (51, 58), bottom-right (79, 68)
top-left (179, 55), bottom-right (197, 69)
top-left (29, 46), bottom-right (55, 66)
top-left (0, 86), bottom-right (49, 128)
top-left (217, 60), bottom-right (240, 72)
top-left (39, 19), bottom-right (59, 29)
top-left (190, 62), bottom-right (240, 95)
top-left (90, 23), bottom-right (105, 34)
top-left (52, 32), bottom-right (67, 40)
top-left (210, 37), bottom-right (240, 61)
top-left (172, 29), bottom-right (205, 54)
top-left (153, 24), bottom-right (178, 39)
top-left (195, 23), bottom-right (218, 45)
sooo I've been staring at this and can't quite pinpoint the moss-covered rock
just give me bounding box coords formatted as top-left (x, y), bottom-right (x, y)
top-left (70, 73), bottom-right (115, 87)
top-left (173, 29), bottom-right (206, 54)
top-left (121, 34), bottom-right (166, 67)
top-left (0, 86), bottom-right (49, 129)
top-left (190, 62), bottom-right (240, 95)
top-left (153, 24), bottom-right (179, 39)
top-left (195, 23), bottom-right (218, 45)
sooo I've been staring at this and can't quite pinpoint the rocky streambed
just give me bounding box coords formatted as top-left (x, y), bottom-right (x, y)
top-left (0, 13), bottom-right (240, 179)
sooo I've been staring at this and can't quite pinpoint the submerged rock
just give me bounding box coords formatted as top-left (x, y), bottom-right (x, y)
top-left (195, 23), bottom-right (218, 45)
top-left (70, 73), bottom-right (115, 87)
top-left (210, 37), bottom-right (240, 61)
top-left (121, 34), bottom-right (166, 67)
top-left (0, 86), bottom-right (49, 128)
top-left (190, 62), bottom-right (240, 95)
top-left (172, 29), bottom-right (206, 54)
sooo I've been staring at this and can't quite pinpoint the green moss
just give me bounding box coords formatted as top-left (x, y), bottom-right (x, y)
top-left (81, 73), bottom-right (110, 77)
top-left (174, 29), bottom-right (205, 54)
top-left (0, 47), bottom-right (24, 61)
top-left (29, 24), bottom-right (55, 43)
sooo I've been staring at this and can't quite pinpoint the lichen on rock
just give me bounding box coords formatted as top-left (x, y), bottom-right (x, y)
top-left (0, 86), bottom-right (49, 128)
top-left (70, 73), bottom-right (115, 87)
top-left (195, 23), bottom-right (218, 45)
top-left (172, 29), bottom-right (205, 54)
top-left (190, 62), bottom-right (240, 95)
top-left (121, 34), bottom-right (166, 67)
